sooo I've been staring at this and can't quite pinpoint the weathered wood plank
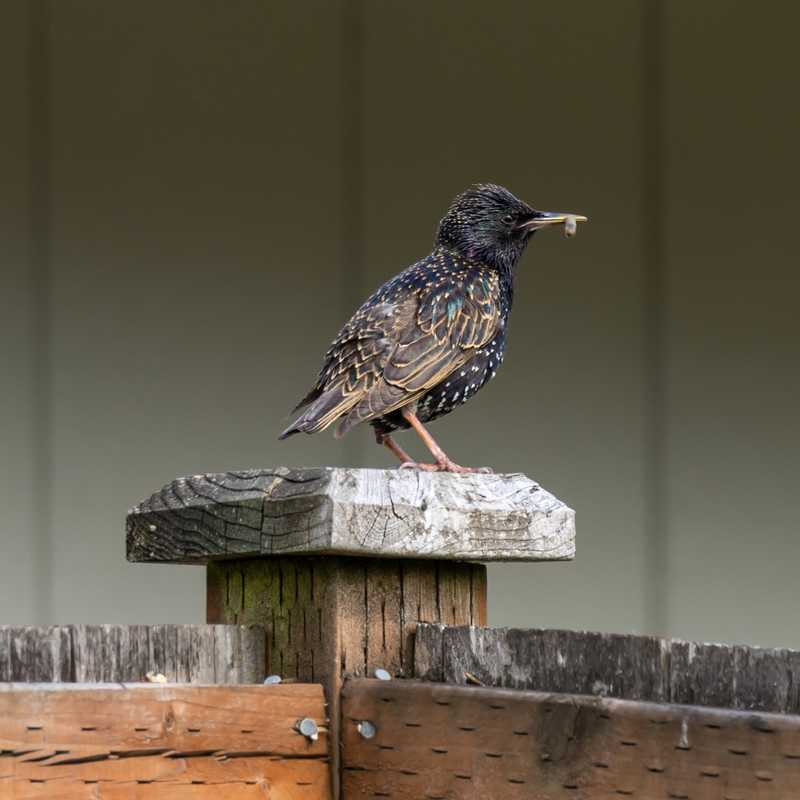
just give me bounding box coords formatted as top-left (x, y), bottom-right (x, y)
top-left (412, 622), bottom-right (445, 682)
top-left (0, 683), bottom-right (328, 798)
top-left (3, 627), bottom-right (73, 683)
top-left (0, 625), bottom-right (265, 684)
top-left (127, 467), bottom-right (575, 563)
top-left (399, 561), bottom-right (437, 678)
top-left (0, 683), bottom-right (327, 754)
top-left (341, 678), bottom-right (800, 800)
top-left (366, 561), bottom-right (403, 677)
top-left (469, 564), bottom-right (488, 629)
top-left (0, 756), bottom-right (329, 798)
top-left (293, 561), bottom-right (314, 682)
top-left (415, 625), bottom-right (800, 714)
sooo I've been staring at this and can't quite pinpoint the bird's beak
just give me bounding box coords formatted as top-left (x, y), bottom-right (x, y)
top-left (518, 211), bottom-right (588, 232)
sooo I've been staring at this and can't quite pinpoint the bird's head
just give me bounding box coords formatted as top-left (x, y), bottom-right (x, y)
top-left (436, 183), bottom-right (587, 271)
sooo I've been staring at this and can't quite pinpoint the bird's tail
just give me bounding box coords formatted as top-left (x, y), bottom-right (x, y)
top-left (278, 385), bottom-right (361, 440)
top-left (330, 380), bottom-right (410, 440)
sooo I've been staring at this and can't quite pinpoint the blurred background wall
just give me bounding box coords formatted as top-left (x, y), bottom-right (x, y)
top-left (1, 1), bottom-right (798, 647)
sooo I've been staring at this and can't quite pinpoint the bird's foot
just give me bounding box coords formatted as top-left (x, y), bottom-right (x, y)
top-left (399, 460), bottom-right (431, 471)
top-left (399, 460), bottom-right (493, 474)
top-left (444, 462), bottom-right (494, 474)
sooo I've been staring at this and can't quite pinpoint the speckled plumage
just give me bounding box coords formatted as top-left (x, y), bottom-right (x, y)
top-left (365, 247), bottom-right (510, 438)
top-left (280, 184), bottom-right (584, 471)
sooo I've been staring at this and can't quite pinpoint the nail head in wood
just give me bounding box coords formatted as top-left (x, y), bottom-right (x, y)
top-left (297, 717), bottom-right (320, 742)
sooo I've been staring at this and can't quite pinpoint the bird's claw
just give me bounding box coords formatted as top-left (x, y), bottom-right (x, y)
top-left (398, 460), bottom-right (493, 474)
top-left (399, 461), bottom-right (442, 472)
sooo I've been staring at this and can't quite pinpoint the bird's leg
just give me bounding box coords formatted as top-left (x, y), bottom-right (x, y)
top-left (399, 408), bottom-right (492, 474)
top-left (375, 429), bottom-right (416, 465)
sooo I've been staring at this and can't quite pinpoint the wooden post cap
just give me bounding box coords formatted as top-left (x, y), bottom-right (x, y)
top-left (126, 467), bottom-right (575, 564)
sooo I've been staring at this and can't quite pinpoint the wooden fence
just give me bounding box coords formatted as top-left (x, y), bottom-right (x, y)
top-left (341, 678), bottom-right (800, 799)
top-left (0, 682), bottom-right (329, 798)
top-left (0, 624), bottom-right (330, 799)
top-left (0, 625), bottom-right (265, 684)
top-left (4, 469), bottom-right (800, 798)
top-left (415, 624), bottom-right (800, 714)
top-left (4, 622), bottom-right (800, 798)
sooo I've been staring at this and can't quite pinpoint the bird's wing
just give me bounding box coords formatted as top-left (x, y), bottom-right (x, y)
top-left (279, 294), bottom-right (415, 437)
top-left (333, 270), bottom-right (502, 435)
top-left (385, 271), bottom-right (500, 391)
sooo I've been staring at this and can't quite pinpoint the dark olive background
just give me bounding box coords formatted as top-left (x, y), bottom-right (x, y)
top-left (2, 1), bottom-right (798, 647)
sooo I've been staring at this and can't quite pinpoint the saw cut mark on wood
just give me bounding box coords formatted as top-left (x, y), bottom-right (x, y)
top-left (341, 678), bottom-right (800, 800)
top-left (126, 467), bottom-right (575, 564)
top-left (0, 683), bottom-right (330, 798)
top-left (414, 625), bottom-right (800, 714)
top-left (0, 625), bottom-right (265, 684)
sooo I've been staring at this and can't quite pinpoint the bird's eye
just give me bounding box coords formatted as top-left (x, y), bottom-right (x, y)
top-left (501, 214), bottom-right (515, 226)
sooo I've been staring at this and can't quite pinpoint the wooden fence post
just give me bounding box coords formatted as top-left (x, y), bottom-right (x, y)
top-left (122, 467), bottom-right (800, 799)
top-left (127, 466), bottom-right (575, 794)
top-left (127, 467), bottom-right (574, 693)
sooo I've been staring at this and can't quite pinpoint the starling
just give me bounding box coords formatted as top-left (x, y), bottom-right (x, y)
top-left (280, 184), bottom-right (586, 472)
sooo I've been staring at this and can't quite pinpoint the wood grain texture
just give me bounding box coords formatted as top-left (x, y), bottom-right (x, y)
top-left (341, 678), bottom-right (800, 799)
top-left (127, 467), bottom-right (574, 564)
top-left (414, 625), bottom-right (800, 714)
top-left (207, 558), bottom-right (486, 683)
top-left (0, 758), bottom-right (328, 799)
top-left (0, 625), bottom-right (265, 684)
top-left (0, 683), bottom-right (329, 798)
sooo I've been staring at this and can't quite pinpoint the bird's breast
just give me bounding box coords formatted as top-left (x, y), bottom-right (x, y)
top-left (416, 333), bottom-right (507, 423)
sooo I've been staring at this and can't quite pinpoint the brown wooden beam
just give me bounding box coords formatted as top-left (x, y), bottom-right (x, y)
top-left (341, 678), bottom-right (800, 799)
top-left (0, 683), bottom-right (329, 798)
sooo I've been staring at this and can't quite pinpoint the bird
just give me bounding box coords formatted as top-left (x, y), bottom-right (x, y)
top-left (280, 183), bottom-right (586, 473)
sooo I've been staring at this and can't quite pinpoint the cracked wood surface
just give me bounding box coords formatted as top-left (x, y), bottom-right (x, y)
top-left (0, 625), bottom-right (265, 684)
top-left (126, 467), bottom-right (575, 564)
top-left (414, 625), bottom-right (800, 715)
top-left (341, 678), bottom-right (800, 799)
top-left (0, 683), bottom-right (329, 798)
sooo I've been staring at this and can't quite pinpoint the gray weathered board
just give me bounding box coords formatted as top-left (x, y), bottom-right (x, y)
top-left (0, 625), bottom-right (265, 683)
top-left (127, 467), bottom-right (575, 564)
top-left (415, 624), bottom-right (800, 714)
